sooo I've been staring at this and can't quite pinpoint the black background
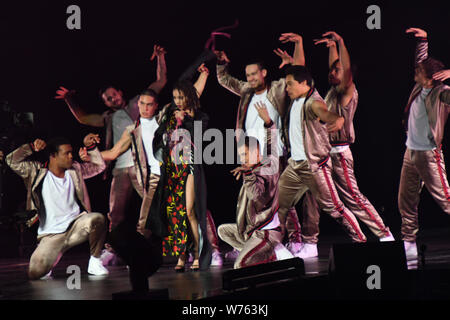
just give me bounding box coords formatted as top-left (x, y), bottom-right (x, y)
top-left (1, 0), bottom-right (449, 246)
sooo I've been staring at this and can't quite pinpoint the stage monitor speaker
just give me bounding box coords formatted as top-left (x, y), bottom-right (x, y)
top-left (329, 241), bottom-right (409, 299)
top-left (222, 257), bottom-right (304, 292)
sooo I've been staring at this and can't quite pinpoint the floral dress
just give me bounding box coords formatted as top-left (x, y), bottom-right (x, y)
top-left (161, 112), bottom-right (195, 257)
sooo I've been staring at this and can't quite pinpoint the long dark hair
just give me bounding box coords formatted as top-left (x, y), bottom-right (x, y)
top-left (172, 80), bottom-right (201, 111)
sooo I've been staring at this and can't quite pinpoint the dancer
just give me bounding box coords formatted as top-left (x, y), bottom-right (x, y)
top-left (214, 33), bottom-right (304, 256)
top-left (296, 31), bottom-right (394, 258)
top-left (278, 65), bottom-right (367, 245)
top-left (399, 27), bottom-right (450, 258)
top-left (150, 64), bottom-right (212, 272)
top-left (55, 45), bottom-right (167, 264)
top-left (218, 103), bottom-right (291, 268)
top-left (5, 134), bottom-right (108, 279)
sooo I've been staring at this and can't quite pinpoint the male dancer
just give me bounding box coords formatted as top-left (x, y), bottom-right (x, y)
top-left (218, 103), bottom-right (292, 268)
top-left (278, 65), bottom-right (367, 245)
top-left (5, 134), bottom-right (108, 279)
top-left (215, 33), bottom-right (304, 256)
top-left (399, 27), bottom-right (450, 258)
top-left (55, 45), bottom-right (167, 263)
top-left (296, 31), bottom-right (394, 258)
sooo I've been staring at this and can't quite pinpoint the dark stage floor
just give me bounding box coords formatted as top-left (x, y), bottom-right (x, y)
top-left (1, 228), bottom-right (450, 301)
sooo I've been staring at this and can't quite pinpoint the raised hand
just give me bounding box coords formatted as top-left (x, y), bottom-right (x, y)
top-left (79, 147), bottom-right (91, 162)
top-left (55, 86), bottom-right (73, 100)
top-left (321, 31), bottom-right (343, 43)
top-left (433, 69), bottom-right (450, 82)
top-left (255, 102), bottom-right (272, 125)
top-left (197, 63), bottom-right (210, 75)
top-left (406, 28), bottom-right (427, 38)
top-left (273, 48), bottom-right (293, 69)
top-left (313, 37), bottom-right (337, 47)
top-left (279, 33), bottom-right (303, 44)
top-left (213, 50), bottom-right (231, 64)
top-left (83, 133), bottom-right (100, 147)
top-left (32, 139), bottom-right (46, 152)
top-left (150, 44), bottom-right (167, 61)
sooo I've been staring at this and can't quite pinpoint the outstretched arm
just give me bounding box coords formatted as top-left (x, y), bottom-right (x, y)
top-left (101, 129), bottom-right (132, 161)
top-left (148, 45), bottom-right (168, 94)
top-left (55, 87), bottom-right (105, 127)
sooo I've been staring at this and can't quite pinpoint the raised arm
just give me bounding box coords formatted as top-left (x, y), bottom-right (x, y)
top-left (406, 28), bottom-right (428, 66)
top-left (278, 33), bottom-right (305, 66)
top-left (6, 139), bottom-right (45, 181)
top-left (311, 100), bottom-right (344, 132)
top-left (215, 50), bottom-right (247, 96)
top-left (101, 129), bottom-right (132, 161)
top-left (193, 63), bottom-right (210, 97)
top-left (55, 87), bottom-right (105, 127)
top-left (148, 45), bottom-right (168, 94)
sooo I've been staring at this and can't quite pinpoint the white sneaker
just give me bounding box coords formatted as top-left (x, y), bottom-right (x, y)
top-left (286, 241), bottom-right (303, 256)
top-left (40, 270), bottom-right (53, 280)
top-left (274, 243), bottom-right (294, 261)
top-left (224, 249), bottom-right (240, 261)
top-left (100, 249), bottom-right (115, 266)
top-left (211, 251), bottom-right (223, 267)
top-left (88, 256), bottom-right (109, 276)
top-left (379, 231), bottom-right (395, 242)
top-left (404, 241), bottom-right (418, 259)
top-left (295, 243), bottom-right (318, 259)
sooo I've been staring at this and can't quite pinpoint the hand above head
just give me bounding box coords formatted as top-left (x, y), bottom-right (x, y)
top-left (327, 116), bottom-right (345, 132)
top-left (254, 102), bottom-right (272, 125)
top-left (273, 48), bottom-right (293, 69)
top-left (83, 133), bottom-right (100, 147)
top-left (32, 139), bottom-right (46, 152)
top-left (319, 31), bottom-right (343, 43)
top-left (150, 44), bottom-right (167, 61)
top-left (433, 69), bottom-right (450, 82)
top-left (313, 37), bottom-right (337, 47)
top-left (55, 86), bottom-right (73, 100)
top-left (197, 63), bottom-right (210, 75)
top-left (78, 147), bottom-right (91, 162)
top-left (406, 28), bottom-right (427, 38)
top-left (213, 50), bottom-right (230, 64)
top-left (279, 33), bottom-right (303, 44)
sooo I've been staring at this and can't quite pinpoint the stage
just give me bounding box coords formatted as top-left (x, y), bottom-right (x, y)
top-left (1, 228), bottom-right (450, 301)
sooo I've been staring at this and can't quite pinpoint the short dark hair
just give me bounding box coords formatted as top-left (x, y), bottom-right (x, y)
top-left (285, 65), bottom-right (313, 87)
top-left (140, 88), bottom-right (159, 104)
top-left (420, 57), bottom-right (445, 84)
top-left (172, 80), bottom-right (201, 110)
top-left (46, 137), bottom-right (72, 159)
top-left (237, 135), bottom-right (260, 153)
top-left (245, 60), bottom-right (267, 71)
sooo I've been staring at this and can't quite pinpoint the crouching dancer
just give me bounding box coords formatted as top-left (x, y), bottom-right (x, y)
top-left (218, 102), bottom-right (292, 269)
top-left (5, 134), bottom-right (108, 279)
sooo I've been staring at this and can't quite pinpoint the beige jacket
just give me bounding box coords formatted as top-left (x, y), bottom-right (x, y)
top-left (6, 143), bottom-right (106, 226)
top-left (283, 89), bottom-right (331, 172)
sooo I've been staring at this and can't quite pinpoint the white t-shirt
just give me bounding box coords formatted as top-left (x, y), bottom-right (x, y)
top-left (39, 171), bottom-right (81, 235)
top-left (406, 87), bottom-right (436, 150)
top-left (140, 117), bottom-right (161, 175)
top-left (289, 97), bottom-right (307, 161)
top-left (112, 109), bottom-right (134, 169)
top-left (245, 90), bottom-right (284, 156)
